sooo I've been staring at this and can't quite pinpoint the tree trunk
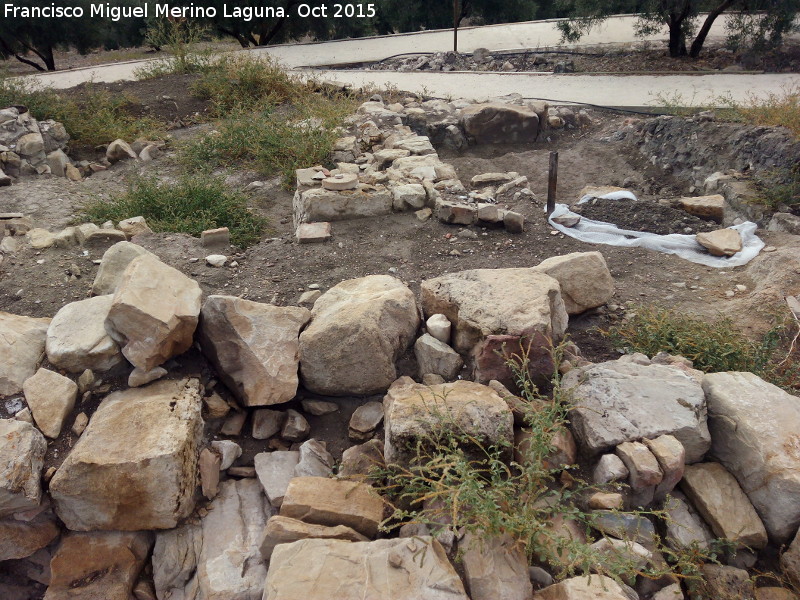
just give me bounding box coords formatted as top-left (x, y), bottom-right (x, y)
top-left (668, 16), bottom-right (688, 57)
top-left (689, 0), bottom-right (736, 58)
top-left (42, 46), bottom-right (55, 71)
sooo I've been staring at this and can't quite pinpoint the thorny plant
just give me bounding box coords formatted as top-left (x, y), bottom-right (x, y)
top-left (375, 340), bottom-right (734, 590)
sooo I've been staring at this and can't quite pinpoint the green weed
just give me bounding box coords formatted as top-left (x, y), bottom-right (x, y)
top-left (81, 175), bottom-right (267, 247)
top-left (603, 305), bottom-right (798, 390)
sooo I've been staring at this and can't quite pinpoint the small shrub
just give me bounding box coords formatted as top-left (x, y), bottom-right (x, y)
top-left (180, 92), bottom-right (356, 186)
top-left (190, 55), bottom-right (305, 115)
top-left (603, 305), bottom-right (798, 390)
top-left (135, 19), bottom-right (214, 79)
top-left (81, 175), bottom-right (267, 247)
top-left (0, 77), bottom-right (161, 146)
top-left (377, 343), bottom-right (723, 585)
top-left (754, 164), bottom-right (800, 210)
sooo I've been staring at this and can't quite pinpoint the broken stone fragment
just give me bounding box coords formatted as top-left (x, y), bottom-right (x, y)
top-left (22, 368), bottom-right (77, 439)
top-left (696, 228), bottom-right (742, 257)
top-left (106, 139), bottom-right (137, 163)
top-left (0, 419), bottom-right (47, 517)
top-left (259, 515), bottom-right (368, 561)
top-left (199, 296), bottom-right (311, 407)
top-left (105, 253), bottom-right (202, 371)
top-left (0, 311), bottom-right (51, 396)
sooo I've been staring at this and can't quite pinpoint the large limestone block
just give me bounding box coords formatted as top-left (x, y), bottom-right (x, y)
top-left (280, 476), bottom-right (384, 538)
top-left (258, 515), bottom-right (368, 560)
top-left (91, 241), bottom-right (153, 296)
top-left (460, 103), bottom-right (540, 144)
top-left (534, 575), bottom-right (631, 599)
top-left (680, 462), bottom-right (768, 549)
top-left (44, 530), bottom-right (153, 600)
top-left (293, 185), bottom-right (393, 225)
top-left (199, 296), bottom-right (311, 406)
top-left (49, 378), bottom-right (204, 531)
top-left (704, 372), bottom-right (800, 543)
top-left (0, 419), bottom-right (47, 517)
top-left (460, 531), bottom-right (533, 600)
top-left (299, 275), bottom-right (419, 396)
top-left (564, 360), bottom-right (711, 462)
top-left (420, 268), bottom-right (567, 384)
top-left (0, 311), bottom-right (50, 396)
top-left (22, 368), bottom-right (78, 438)
top-left (533, 251), bottom-right (614, 315)
top-left (46, 295), bottom-right (123, 373)
top-left (105, 254), bottom-right (202, 371)
top-left (153, 479), bottom-right (270, 600)
top-left (263, 537), bottom-right (469, 600)
top-left (679, 194), bottom-right (725, 221)
top-left (383, 377), bottom-right (514, 467)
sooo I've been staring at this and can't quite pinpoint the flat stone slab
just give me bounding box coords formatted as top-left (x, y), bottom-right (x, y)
top-left (264, 537), bottom-right (469, 600)
top-left (564, 359), bottom-right (711, 462)
top-left (296, 222), bottom-right (331, 244)
top-left (293, 186), bottom-right (392, 225)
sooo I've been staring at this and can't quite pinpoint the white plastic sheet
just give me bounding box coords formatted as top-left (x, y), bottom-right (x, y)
top-left (548, 194), bottom-right (764, 268)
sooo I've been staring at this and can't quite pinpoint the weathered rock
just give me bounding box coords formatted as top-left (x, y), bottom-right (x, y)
top-left (421, 268), bottom-right (567, 384)
top-left (461, 531), bottom-right (533, 600)
top-left (252, 409), bottom-right (285, 439)
top-left (294, 439), bottom-right (335, 478)
top-left (128, 366), bottom-right (167, 388)
top-left (84, 229), bottom-right (128, 252)
top-left (153, 479), bottom-right (270, 600)
top-left (263, 537), bottom-right (468, 600)
top-left (591, 511), bottom-right (658, 549)
top-left (199, 296), bottom-right (311, 407)
top-left (349, 401), bottom-right (384, 441)
top-left (27, 228), bottom-right (55, 249)
top-left (91, 242), bottom-right (153, 296)
top-left (0, 311), bottom-right (50, 396)
top-left (755, 588), bottom-right (798, 600)
top-left (663, 492), bottom-right (714, 551)
top-left (299, 275), bottom-right (419, 396)
top-left (106, 139), bottom-right (137, 163)
top-left (697, 564), bottom-right (756, 600)
top-left (696, 228), bottom-right (743, 257)
top-left (426, 313), bottom-right (451, 344)
top-left (281, 409), bottom-right (310, 442)
top-left (392, 183), bottom-right (427, 210)
top-left (210, 440), bottom-right (241, 470)
top-left (105, 254), bottom-right (202, 371)
top-left (199, 448), bottom-right (221, 500)
top-left (564, 360), bottom-right (710, 462)
top-left (534, 575), bottom-right (631, 599)
top-left (200, 227), bottom-right (230, 249)
top-left (436, 200), bottom-right (477, 225)
top-left (46, 295), bottom-right (123, 373)
top-left (593, 453), bottom-right (630, 484)
top-left (533, 252), bottom-right (614, 315)
top-left (258, 515), bottom-right (368, 561)
top-left (704, 372), bottom-right (800, 543)
top-left (414, 333), bottom-right (463, 380)
top-left (0, 420), bottom-right (47, 517)
top-left (679, 194), bottom-right (726, 221)
top-left (616, 440), bottom-right (662, 506)
top-left (339, 438), bottom-right (385, 480)
top-left (294, 186), bottom-right (393, 225)
top-left (652, 583), bottom-right (685, 600)
top-left (0, 510), bottom-right (59, 561)
top-left (49, 378), bottom-right (203, 531)
top-left (22, 368), bottom-right (77, 438)
top-left (460, 103), bottom-right (540, 144)
top-left (383, 377), bottom-right (513, 467)
top-left (255, 450), bottom-right (300, 508)
top-left (782, 529), bottom-right (800, 588)
top-left (680, 462), bottom-right (768, 549)
top-left (301, 399), bottom-right (338, 415)
top-left (118, 216), bottom-right (153, 238)
top-left (503, 211), bottom-right (525, 233)
top-left (45, 531), bottom-right (153, 600)
top-left (588, 492), bottom-right (624, 510)
top-left (644, 434), bottom-right (685, 501)
top-left (296, 221), bottom-right (332, 244)
top-left (280, 476), bottom-right (384, 538)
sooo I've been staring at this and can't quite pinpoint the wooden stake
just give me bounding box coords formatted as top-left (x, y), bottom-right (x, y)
top-left (546, 151), bottom-right (558, 218)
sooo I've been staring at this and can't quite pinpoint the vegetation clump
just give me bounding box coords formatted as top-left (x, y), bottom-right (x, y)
top-left (377, 343), bottom-right (728, 589)
top-left (82, 175), bottom-right (268, 248)
top-left (603, 305), bottom-right (798, 390)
